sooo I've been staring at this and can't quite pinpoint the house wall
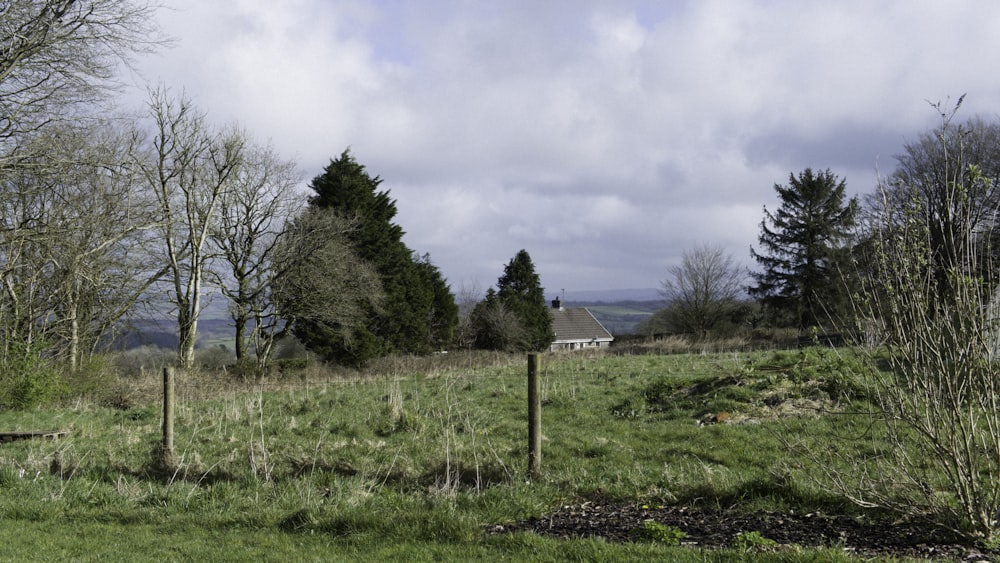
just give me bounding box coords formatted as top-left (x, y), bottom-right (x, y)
top-left (550, 340), bottom-right (612, 352)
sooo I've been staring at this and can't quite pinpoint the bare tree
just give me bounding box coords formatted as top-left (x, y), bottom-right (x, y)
top-left (0, 0), bottom-right (163, 149)
top-left (30, 121), bottom-right (160, 369)
top-left (140, 87), bottom-right (244, 369)
top-left (809, 102), bottom-right (1000, 541)
top-left (867, 97), bottom-right (1000, 296)
top-left (470, 289), bottom-right (527, 352)
top-left (0, 119), bottom-right (160, 371)
top-left (453, 280), bottom-right (483, 348)
top-left (209, 140), bottom-right (303, 373)
top-left (270, 207), bottom-right (384, 359)
top-left (660, 243), bottom-right (744, 338)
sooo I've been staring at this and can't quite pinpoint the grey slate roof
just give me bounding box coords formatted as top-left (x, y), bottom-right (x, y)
top-left (550, 307), bottom-right (614, 343)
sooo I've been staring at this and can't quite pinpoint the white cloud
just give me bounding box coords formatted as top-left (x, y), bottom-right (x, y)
top-left (131, 0), bottom-right (1000, 292)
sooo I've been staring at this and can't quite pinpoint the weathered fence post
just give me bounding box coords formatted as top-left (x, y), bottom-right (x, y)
top-left (162, 367), bottom-right (175, 463)
top-left (528, 353), bottom-right (541, 478)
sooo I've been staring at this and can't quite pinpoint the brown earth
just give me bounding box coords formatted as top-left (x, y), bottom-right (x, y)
top-left (490, 501), bottom-right (999, 561)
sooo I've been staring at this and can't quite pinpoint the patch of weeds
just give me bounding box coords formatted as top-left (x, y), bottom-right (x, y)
top-left (293, 396), bottom-right (319, 416)
top-left (648, 376), bottom-right (754, 418)
top-left (329, 420), bottom-right (367, 440)
top-left (375, 407), bottom-right (423, 436)
top-left (287, 457), bottom-right (358, 479)
top-left (540, 396), bottom-right (569, 408)
top-left (734, 530), bottom-right (779, 552)
top-left (119, 406), bottom-right (156, 423)
top-left (0, 465), bottom-right (20, 488)
top-left (981, 534), bottom-right (1000, 551)
top-left (421, 459), bottom-right (511, 492)
top-left (278, 508), bottom-right (320, 532)
top-left (747, 348), bottom-right (867, 401)
top-left (611, 375), bottom-right (758, 421)
top-left (641, 378), bottom-right (691, 407)
top-left (633, 520), bottom-right (686, 545)
top-left (610, 397), bottom-right (646, 419)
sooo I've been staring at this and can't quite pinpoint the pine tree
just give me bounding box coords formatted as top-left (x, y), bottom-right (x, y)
top-left (471, 249), bottom-right (553, 351)
top-left (750, 168), bottom-right (858, 329)
top-left (292, 149), bottom-right (457, 365)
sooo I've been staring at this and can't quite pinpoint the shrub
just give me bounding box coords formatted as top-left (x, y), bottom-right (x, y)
top-left (112, 345), bottom-right (175, 378)
top-left (0, 340), bottom-right (64, 409)
top-left (734, 530), bottom-right (778, 552)
top-left (196, 345), bottom-right (235, 371)
top-left (813, 106), bottom-right (1000, 542)
top-left (634, 520), bottom-right (686, 545)
top-left (62, 355), bottom-right (118, 403)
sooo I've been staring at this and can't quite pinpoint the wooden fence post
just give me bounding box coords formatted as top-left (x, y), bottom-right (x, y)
top-left (162, 367), bottom-right (175, 463)
top-left (528, 353), bottom-right (541, 478)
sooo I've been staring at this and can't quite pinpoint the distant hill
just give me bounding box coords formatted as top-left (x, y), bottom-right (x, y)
top-left (115, 318), bottom-right (236, 351)
top-left (563, 300), bottom-right (660, 336)
top-left (116, 288), bottom-right (664, 350)
top-left (548, 288), bottom-right (661, 303)
top-left (544, 289), bottom-right (663, 335)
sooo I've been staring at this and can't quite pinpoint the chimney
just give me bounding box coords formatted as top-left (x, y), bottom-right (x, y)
top-left (551, 297), bottom-right (563, 310)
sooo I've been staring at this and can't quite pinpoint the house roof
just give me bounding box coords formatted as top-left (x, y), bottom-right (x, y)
top-left (550, 307), bottom-right (614, 343)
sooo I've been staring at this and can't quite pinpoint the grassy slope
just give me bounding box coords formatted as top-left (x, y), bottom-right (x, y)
top-left (0, 350), bottom-right (872, 561)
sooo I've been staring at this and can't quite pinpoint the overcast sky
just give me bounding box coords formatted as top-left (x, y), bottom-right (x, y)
top-left (128, 0), bottom-right (1000, 296)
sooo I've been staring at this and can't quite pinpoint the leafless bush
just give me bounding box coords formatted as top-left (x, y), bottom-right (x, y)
top-left (113, 345), bottom-right (175, 378)
top-left (195, 346), bottom-right (236, 371)
top-left (817, 103), bottom-right (1000, 542)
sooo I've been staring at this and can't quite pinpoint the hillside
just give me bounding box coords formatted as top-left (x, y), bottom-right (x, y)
top-left (564, 300), bottom-right (660, 336)
top-left (554, 288), bottom-right (660, 302)
top-left (545, 288), bottom-right (661, 336)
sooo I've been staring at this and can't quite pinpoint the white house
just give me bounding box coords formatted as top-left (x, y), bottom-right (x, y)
top-left (548, 298), bottom-right (614, 351)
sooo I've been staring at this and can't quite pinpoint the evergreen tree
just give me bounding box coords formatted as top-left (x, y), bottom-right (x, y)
top-left (750, 168), bottom-right (858, 329)
top-left (414, 253), bottom-right (460, 350)
top-left (292, 149), bottom-right (458, 365)
top-left (471, 249), bottom-right (553, 351)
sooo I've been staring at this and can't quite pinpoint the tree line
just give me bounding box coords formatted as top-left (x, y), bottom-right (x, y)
top-left (0, 1), bottom-right (559, 405)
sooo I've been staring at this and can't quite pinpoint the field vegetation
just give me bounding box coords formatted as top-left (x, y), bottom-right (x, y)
top-left (0, 345), bottom-right (979, 561)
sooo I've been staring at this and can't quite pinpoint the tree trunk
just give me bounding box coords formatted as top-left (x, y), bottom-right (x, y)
top-left (176, 289), bottom-right (198, 370)
top-left (234, 311), bottom-right (248, 365)
top-left (69, 313), bottom-right (79, 373)
top-left (177, 313), bottom-right (197, 370)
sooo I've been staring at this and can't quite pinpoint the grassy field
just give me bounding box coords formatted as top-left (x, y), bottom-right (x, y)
top-left (0, 348), bottom-right (927, 560)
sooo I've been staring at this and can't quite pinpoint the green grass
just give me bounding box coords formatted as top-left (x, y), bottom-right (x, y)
top-left (0, 349), bottom-right (911, 560)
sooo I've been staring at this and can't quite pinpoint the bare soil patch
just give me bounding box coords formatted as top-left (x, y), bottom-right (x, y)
top-left (491, 501), bottom-right (998, 561)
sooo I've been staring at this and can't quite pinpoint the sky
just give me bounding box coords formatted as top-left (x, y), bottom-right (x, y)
top-left (126, 0), bottom-right (1000, 297)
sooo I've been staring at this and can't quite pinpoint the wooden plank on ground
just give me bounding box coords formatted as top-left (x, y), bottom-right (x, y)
top-left (0, 430), bottom-right (68, 443)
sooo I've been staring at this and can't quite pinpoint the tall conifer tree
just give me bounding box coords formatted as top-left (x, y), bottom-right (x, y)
top-left (750, 168), bottom-right (858, 329)
top-left (471, 249), bottom-right (553, 351)
top-left (292, 149), bottom-right (457, 365)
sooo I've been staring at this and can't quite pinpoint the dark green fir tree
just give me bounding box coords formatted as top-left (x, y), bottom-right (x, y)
top-left (750, 168), bottom-right (858, 330)
top-left (471, 249), bottom-right (553, 352)
top-left (291, 149), bottom-right (457, 365)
